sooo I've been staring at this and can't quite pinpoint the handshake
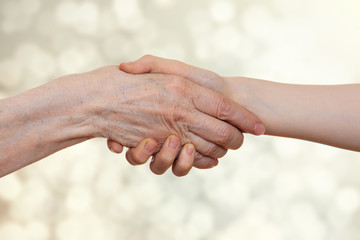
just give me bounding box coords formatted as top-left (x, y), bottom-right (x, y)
top-left (2, 54), bottom-right (357, 178)
top-left (103, 55), bottom-right (265, 177)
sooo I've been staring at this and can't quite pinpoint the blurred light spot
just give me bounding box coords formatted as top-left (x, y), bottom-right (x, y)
top-left (187, 9), bottom-right (213, 38)
top-left (306, 169), bottom-right (337, 196)
top-left (241, 4), bottom-right (275, 37)
top-left (132, 180), bottom-right (163, 207)
top-left (153, 0), bottom-right (175, 7)
top-left (14, 43), bottom-right (56, 86)
top-left (113, 0), bottom-right (139, 20)
top-left (25, 221), bottom-right (49, 240)
top-left (103, 35), bottom-right (138, 61)
top-left (10, 178), bottom-right (49, 221)
top-left (0, 59), bottom-right (23, 90)
top-left (212, 25), bottom-right (241, 52)
top-left (194, 42), bottom-right (211, 60)
top-left (66, 185), bottom-right (93, 213)
top-left (273, 0), bottom-right (309, 16)
top-left (220, 215), bottom-right (283, 240)
top-left (113, 0), bottom-right (144, 31)
top-left (56, 215), bottom-right (107, 240)
top-left (36, 10), bottom-right (59, 36)
top-left (111, 192), bottom-right (138, 217)
top-left (134, 20), bottom-right (159, 47)
top-left (55, 2), bottom-right (99, 35)
top-left (154, 196), bottom-right (188, 225)
top-left (288, 203), bottom-right (326, 240)
top-left (0, 223), bottom-right (26, 240)
top-left (0, 174), bottom-right (23, 201)
top-left (0, 0), bottom-right (41, 33)
top-left (209, 0), bottom-right (235, 23)
top-left (275, 173), bottom-right (302, 199)
top-left (185, 203), bottom-right (214, 239)
top-left (336, 187), bottom-right (360, 213)
top-left (55, 2), bottom-right (78, 25)
top-left (205, 177), bottom-right (249, 212)
top-left (19, 0), bottom-right (42, 15)
top-left (272, 138), bottom-right (301, 159)
top-left (58, 41), bottom-right (99, 73)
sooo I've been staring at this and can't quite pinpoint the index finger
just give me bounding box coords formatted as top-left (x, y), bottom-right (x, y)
top-left (190, 82), bottom-right (265, 136)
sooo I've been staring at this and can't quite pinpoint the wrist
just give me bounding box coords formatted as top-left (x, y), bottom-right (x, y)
top-left (0, 74), bottom-right (98, 177)
top-left (24, 74), bottom-right (98, 143)
top-left (223, 76), bottom-right (253, 109)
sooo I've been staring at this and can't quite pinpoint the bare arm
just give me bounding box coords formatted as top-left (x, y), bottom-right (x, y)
top-left (227, 77), bottom-right (360, 151)
top-left (0, 65), bottom-right (262, 177)
top-left (0, 76), bottom-right (95, 177)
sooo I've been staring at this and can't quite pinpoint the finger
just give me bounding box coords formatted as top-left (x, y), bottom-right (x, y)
top-left (120, 55), bottom-right (191, 76)
top-left (172, 143), bottom-right (195, 177)
top-left (190, 84), bottom-right (265, 136)
top-left (149, 135), bottom-right (181, 175)
top-left (187, 131), bottom-right (228, 158)
top-left (193, 151), bottom-right (219, 169)
top-left (125, 138), bottom-right (158, 166)
top-left (121, 57), bottom-right (265, 136)
top-left (187, 111), bottom-right (244, 150)
top-left (107, 139), bottom-right (124, 154)
top-left (120, 55), bottom-right (221, 90)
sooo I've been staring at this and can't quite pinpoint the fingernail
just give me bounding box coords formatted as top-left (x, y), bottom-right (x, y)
top-left (124, 61), bottom-right (135, 65)
top-left (109, 147), bottom-right (115, 153)
top-left (168, 137), bottom-right (179, 150)
top-left (186, 145), bottom-right (195, 155)
top-left (145, 141), bottom-right (156, 153)
top-left (254, 123), bottom-right (266, 136)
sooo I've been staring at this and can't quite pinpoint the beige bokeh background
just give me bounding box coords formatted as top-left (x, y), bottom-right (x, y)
top-left (1, 0), bottom-right (360, 239)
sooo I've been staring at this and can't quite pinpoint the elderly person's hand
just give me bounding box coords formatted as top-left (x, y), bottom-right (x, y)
top-left (107, 56), bottom-right (265, 176)
top-left (0, 65), bottom-right (263, 177)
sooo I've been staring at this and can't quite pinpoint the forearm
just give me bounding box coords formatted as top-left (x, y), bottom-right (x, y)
top-left (227, 77), bottom-right (360, 151)
top-left (0, 75), bottom-right (96, 177)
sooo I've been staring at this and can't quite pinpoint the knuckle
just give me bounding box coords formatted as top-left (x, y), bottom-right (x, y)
top-left (166, 76), bottom-right (189, 95)
top-left (214, 147), bottom-right (227, 158)
top-left (215, 125), bottom-right (232, 145)
top-left (241, 110), bottom-right (253, 129)
top-left (202, 143), bottom-right (225, 158)
top-left (215, 97), bottom-right (233, 119)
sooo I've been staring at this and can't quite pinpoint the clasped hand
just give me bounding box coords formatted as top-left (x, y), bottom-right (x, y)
top-left (103, 55), bottom-right (265, 176)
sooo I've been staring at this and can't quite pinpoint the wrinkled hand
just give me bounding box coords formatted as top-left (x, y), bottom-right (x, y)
top-left (107, 56), bottom-right (265, 176)
top-left (87, 65), bottom-right (262, 175)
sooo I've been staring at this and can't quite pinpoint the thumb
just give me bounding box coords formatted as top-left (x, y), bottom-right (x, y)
top-left (119, 56), bottom-right (155, 74)
top-left (120, 54), bottom-right (189, 76)
top-left (119, 55), bottom-right (223, 93)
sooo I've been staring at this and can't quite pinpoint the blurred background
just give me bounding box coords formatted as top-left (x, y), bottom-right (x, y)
top-left (1, 0), bottom-right (360, 239)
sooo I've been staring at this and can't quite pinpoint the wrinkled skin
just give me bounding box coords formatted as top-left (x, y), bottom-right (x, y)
top-left (1, 64), bottom-right (258, 177)
top-left (80, 65), bottom-right (251, 161)
top-left (106, 56), bottom-right (265, 175)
